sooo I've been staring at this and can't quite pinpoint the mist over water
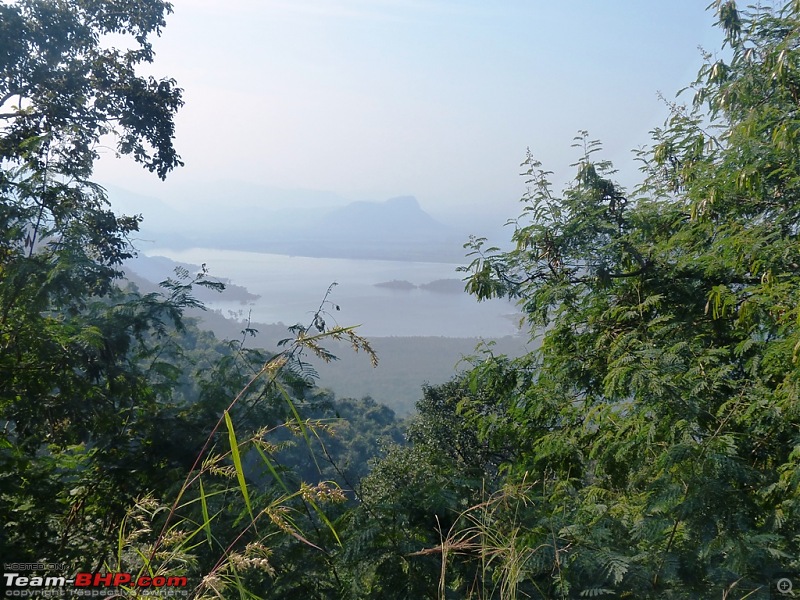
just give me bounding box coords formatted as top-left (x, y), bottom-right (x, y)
top-left (146, 248), bottom-right (522, 338)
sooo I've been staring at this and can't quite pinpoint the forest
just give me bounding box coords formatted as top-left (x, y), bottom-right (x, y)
top-left (2, 1), bottom-right (800, 598)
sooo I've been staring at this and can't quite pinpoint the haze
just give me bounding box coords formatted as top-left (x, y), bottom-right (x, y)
top-left (95, 1), bottom-right (724, 230)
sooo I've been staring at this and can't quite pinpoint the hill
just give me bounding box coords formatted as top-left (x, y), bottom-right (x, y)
top-left (122, 264), bottom-right (530, 415)
top-left (110, 183), bottom-right (475, 261)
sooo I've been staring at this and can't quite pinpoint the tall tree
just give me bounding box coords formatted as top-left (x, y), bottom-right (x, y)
top-left (453, 1), bottom-right (800, 597)
top-left (0, 0), bottom-right (188, 565)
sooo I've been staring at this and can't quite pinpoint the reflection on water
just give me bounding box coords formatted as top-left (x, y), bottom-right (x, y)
top-left (144, 247), bottom-right (522, 338)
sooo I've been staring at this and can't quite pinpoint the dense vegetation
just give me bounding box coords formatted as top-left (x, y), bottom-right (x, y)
top-left (3, 1), bottom-right (800, 599)
top-left (0, 0), bottom-right (394, 589)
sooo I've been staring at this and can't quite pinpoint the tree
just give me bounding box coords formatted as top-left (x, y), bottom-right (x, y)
top-left (0, 0), bottom-right (183, 324)
top-left (0, 4), bottom-right (385, 594)
top-left (0, 0), bottom-right (183, 313)
top-left (335, 375), bottom-right (513, 599)
top-left (0, 0), bottom-right (182, 176)
top-left (453, 1), bottom-right (800, 597)
top-left (0, 0), bottom-right (189, 565)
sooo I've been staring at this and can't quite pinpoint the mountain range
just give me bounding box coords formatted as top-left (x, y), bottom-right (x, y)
top-left (107, 182), bottom-right (505, 262)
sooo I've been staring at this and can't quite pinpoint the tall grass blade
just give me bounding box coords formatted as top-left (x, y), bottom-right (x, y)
top-left (199, 477), bottom-right (214, 548)
top-left (225, 410), bottom-right (254, 522)
top-left (276, 381), bottom-right (321, 472)
top-left (253, 443), bottom-right (291, 495)
top-left (305, 496), bottom-right (342, 547)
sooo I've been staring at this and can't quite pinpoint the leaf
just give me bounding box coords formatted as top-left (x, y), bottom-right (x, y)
top-left (252, 441), bottom-right (290, 495)
top-left (305, 495), bottom-right (342, 547)
top-left (198, 477), bottom-right (214, 548)
top-left (580, 588), bottom-right (616, 598)
top-left (224, 410), bottom-right (254, 523)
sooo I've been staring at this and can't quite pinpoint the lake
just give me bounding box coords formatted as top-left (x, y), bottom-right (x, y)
top-left (143, 247), bottom-right (523, 338)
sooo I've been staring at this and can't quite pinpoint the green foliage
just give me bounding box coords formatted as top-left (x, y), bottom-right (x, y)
top-left (335, 374), bottom-right (505, 599)
top-left (129, 327), bottom-right (376, 599)
top-left (0, 0), bottom-right (344, 581)
top-left (0, 0), bottom-right (183, 179)
top-left (10, 1), bottom-right (800, 598)
top-left (448, 2), bottom-right (800, 596)
top-left (0, 0), bottom-right (191, 567)
top-left (272, 393), bottom-right (405, 488)
top-left (0, 2), bottom-right (392, 597)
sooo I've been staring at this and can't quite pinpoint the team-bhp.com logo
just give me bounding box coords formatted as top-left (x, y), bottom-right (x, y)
top-left (4, 571), bottom-right (188, 596)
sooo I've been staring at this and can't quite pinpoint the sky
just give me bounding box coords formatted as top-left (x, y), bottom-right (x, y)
top-left (95, 1), bottom-right (725, 225)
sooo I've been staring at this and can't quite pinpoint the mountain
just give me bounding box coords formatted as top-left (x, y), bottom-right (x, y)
top-left (321, 196), bottom-right (445, 237)
top-left (295, 195), bottom-right (461, 260)
top-left (107, 181), bottom-right (471, 261)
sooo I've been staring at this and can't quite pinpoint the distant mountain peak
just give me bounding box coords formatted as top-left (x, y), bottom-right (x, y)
top-left (385, 195), bottom-right (420, 209)
top-left (327, 195), bottom-right (444, 230)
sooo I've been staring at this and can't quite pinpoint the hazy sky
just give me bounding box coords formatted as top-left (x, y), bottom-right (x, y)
top-left (95, 1), bottom-right (724, 223)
